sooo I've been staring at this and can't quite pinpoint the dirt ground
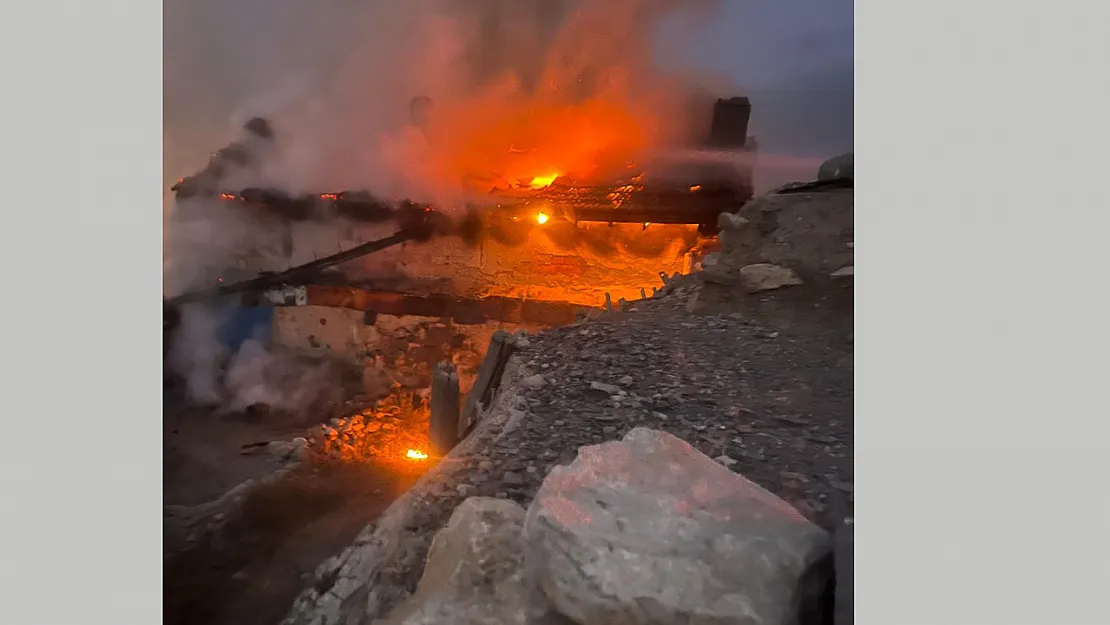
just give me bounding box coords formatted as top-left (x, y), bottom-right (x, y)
top-left (163, 397), bottom-right (425, 625)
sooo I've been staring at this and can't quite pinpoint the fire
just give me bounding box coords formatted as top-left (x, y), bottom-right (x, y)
top-left (405, 449), bottom-right (428, 461)
top-left (427, 96), bottom-right (654, 190)
top-left (536, 212), bottom-right (550, 225)
top-left (529, 174), bottom-right (559, 189)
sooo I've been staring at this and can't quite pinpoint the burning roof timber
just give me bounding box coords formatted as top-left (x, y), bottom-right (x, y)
top-left (171, 97), bottom-right (757, 228)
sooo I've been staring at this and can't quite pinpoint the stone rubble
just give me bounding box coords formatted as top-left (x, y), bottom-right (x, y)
top-left (737, 263), bottom-right (805, 293)
top-left (281, 188), bottom-right (854, 625)
top-left (381, 429), bottom-right (834, 625)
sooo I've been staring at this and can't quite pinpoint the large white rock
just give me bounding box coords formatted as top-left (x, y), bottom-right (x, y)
top-left (738, 263), bottom-right (804, 293)
top-left (378, 497), bottom-right (556, 625)
top-left (523, 428), bottom-right (832, 625)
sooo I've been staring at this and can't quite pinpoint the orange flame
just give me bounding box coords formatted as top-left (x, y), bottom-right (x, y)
top-left (405, 449), bottom-right (428, 461)
top-left (529, 174), bottom-right (559, 189)
top-left (536, 212), bottom-right (550, 225)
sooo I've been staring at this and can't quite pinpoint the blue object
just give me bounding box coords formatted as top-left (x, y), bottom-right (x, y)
top-left (218, 306), bottom-right (274, 352)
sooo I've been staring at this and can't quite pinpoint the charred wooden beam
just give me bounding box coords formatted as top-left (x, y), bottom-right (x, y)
top-left (429, 362), bottom-right (461, 457)
top-left (459, 331), bottom-right (515, 437)
top-left (165, 226), bottom-right (430, 308)
top-left (708, 97), bottom-right (752, 149)
top-left (302, 285), bottom-right (596, 326)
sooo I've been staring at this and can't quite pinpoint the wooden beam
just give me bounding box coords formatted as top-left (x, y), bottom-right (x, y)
top-left (429, 362), bottom-right (460, 457)
top-left (458, 331), bottom-right (515, 436)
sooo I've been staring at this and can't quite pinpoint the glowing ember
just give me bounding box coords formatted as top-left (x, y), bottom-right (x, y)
top-left (689, 185), bottom-right (702, 193)
top-left (405, 449), bottom-right (429, 460)
top-left (536, 212), bottom-right (550, 225)
top-left (529, 174), bottom-right (559, 189)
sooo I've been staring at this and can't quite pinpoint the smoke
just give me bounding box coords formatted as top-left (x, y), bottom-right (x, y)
top-left (669, 0), bottom-right (854, 191)
top-left (161, 0), bottom-right (740, 415)
top-left (165, 0), bottom-right (729, 203)
top-left (167, 303), bottom-right (357, 415)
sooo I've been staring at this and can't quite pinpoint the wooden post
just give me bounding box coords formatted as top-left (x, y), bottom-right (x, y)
top-left (604, 292), bottom-right (613, 312)
top-left (640, 288), bottom-right (647, 300)
top-left (459, 331), bottom-right (515, 436)
top-left (429, 362), bottom-right (460, 457)
top-left (658, 271), bottom-right (670, 286)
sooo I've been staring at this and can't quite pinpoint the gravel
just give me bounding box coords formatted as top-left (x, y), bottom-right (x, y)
top-left (286, 279), bottom-right (854, 625)
top-left (465, 291), bottom-right (854, 527)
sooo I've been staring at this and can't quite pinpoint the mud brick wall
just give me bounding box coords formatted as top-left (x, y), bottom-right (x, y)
top-left (270, 290), bottom-right (592, 397)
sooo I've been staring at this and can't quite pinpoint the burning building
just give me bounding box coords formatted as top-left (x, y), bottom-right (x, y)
top-left (163, 0), bottom-right (762, 461)
top-left (164, 93), bottom-right (757, 433)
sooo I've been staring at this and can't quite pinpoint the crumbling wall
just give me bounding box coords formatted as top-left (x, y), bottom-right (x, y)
top-left (271, 306), bottom-right (537, 397)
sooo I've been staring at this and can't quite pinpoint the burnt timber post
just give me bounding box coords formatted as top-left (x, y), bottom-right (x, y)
top-left (708, 97), bottom-right (752, 149)
top-left (429, 362), bottom-right (460, 457)
top-left (459, 331), bottom-right (515, 436)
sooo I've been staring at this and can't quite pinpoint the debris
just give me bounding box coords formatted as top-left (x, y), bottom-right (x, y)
top-left (738, 263), bottom-right (803, 293)
top-left (589, 381), bottom-right (623, 395)
top-left (521, 374), bottom-right (547, 391)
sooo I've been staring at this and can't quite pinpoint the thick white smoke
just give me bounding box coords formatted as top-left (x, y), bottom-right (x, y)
top-left (163, 0), bottom-right (736, 415)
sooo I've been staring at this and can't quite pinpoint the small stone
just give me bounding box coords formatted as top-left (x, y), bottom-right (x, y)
top-left (469, 472), bottom-right (490, 485)
top-left (618, 375), bottom-right (634, 386)
top-left (832, 480), bottom-right (854, 493)
top-left (364, 422), bottom-right (382, 433)
top-left (714, 455), bottom-right (738, 467)
top-left (503, 471), bottom-right (524, 485)
top-left (590, 381), bottom-right (622, 395)
top-left (478, 460), bottom-right (493, 471)
top-left (831, 266), bottom-right (854, 278)
top-left (737, 263), bottom-right (803, 293)
top-left (521, 374), bottom-right (547, 390)
top-left (456, 484), bottom-right (475, 497)
top-left (717, 211), bottom-right (750, 232)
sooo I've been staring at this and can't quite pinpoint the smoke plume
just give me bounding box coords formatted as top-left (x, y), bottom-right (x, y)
top-left (165, 0), bottom-right (729, 203)
top-left (163, 0), bottom-right (735, 414)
